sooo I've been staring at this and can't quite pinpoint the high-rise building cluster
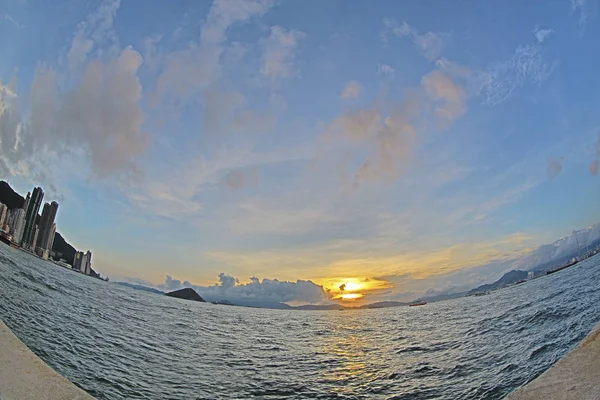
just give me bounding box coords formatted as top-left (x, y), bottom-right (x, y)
top-left (0, 185), bottom-right (93, 276)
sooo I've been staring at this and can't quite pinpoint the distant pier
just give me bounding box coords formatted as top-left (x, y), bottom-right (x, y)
top-left (506, 321), bottom-right (600, 399)
top-left (0, 320), bottom-right (95, 400)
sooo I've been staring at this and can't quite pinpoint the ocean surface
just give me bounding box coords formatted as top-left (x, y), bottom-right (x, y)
top-left (1, 245), bottom-right (600, 400)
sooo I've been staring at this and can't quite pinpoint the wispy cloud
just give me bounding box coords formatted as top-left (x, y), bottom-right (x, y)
top-left (260, 25), bottom-right (306, 83)
top-left (340, 80), bottom-right (362, 99)
top-left (534, 27), bottom-right (554, 43)
top-left (2, 13), bottom-right (25, 29)
top-left (377, 63), bottom-right (395, 77)
top-left (382, 19), bottom-right (444, 60)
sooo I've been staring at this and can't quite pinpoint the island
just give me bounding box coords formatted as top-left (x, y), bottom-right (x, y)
top-left (165, 288), bottom-right (205, 302)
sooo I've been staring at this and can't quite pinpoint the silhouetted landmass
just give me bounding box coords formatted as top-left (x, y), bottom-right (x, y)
top-left (115, 282), bottom-right (164, 295)
top-left (359, 301), bottom-right (408, 309)
top-left (0, 181), bottom-right (25, 209)
top-left (417, 292), bottom-right (469, 303)
top-left (211, 299), bottom-right (235, 305)
top-left (51, 232), bottom-right (76, 265)
top-left (165, 288), bottom-right (206, 302)
top-left (296, 304), bottom-right (345, 310)
top-left (468, 270), bottom-right (528, 295)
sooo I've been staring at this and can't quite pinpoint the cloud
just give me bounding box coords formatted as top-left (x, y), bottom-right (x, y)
top-left (571, 0), bottom-right (589, 30)
top-left (340, 80), bottom-right (362, 99)
top-left (67, 0), bottom-right (120, 69)
top-left (153, 0), bottom-right (276, 104)
top-left (383, 19), bottom-right (443, 60)
top-left (378, 64), bottom-right (395, 77)
top-left (421, 70), bottom-right (467, 126)
top-left (324, 102), bottom-right (418, 185)
top-left (547, 158), bottom-right (563, 179)
top-left (260, 25), bottom-right (306, 82)
top-left (0, 0), bottom-right (149, 184)
top-left (158, 273), bottom-right (329, 304)
top-left (478, 43), bottom-right (555, 105)
top-left (2, 14), bottom-right (25, 29)
top-left (534, 27), bottom-right (554, 43)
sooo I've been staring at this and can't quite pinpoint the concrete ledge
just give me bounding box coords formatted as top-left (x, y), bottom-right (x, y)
top-left (0, 320), bottom-right (95, 400)
top-left (507, 321), bottom-right (600, 400)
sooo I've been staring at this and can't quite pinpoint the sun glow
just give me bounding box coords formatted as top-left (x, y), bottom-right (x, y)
top-left (341, 293), bottom-right (363, 300)
top-left (322, 277), bottom-right (392, 302)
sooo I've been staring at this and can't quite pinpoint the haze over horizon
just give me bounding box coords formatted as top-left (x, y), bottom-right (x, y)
top-left (2, 0), bottom-right (600, 305)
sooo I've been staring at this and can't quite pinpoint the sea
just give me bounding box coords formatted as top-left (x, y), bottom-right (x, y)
top-left (1, 244), bottom-right (600, 400)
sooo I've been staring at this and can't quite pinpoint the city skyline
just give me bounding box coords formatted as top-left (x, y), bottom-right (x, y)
top-left (2, 0), bottom-right (600, 304)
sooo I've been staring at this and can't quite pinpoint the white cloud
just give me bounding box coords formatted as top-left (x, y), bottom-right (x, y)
top-left (67, 0), bottom-right (120, 69)
top-left (534, 27), bottom-right (554, 43)
top-left (383, 19), bottom-right (443, 60)
top-left (378, 63), bottom-right (395, 77)
top-left (154, 0), bottom-right (276, 104)
top-left (340, 80), bottom-right (362, 99)
top-left (478, 43), bottom-right (555, 105)
top-left (2, 14), bottom-right (25, 29)
top-left (571, 0), bottom-right (589, 30)
top-left (158, 273), bottom-right (329, 305)
top-left (260, 25), bottom-right (306, 82)
top-left (0, 0), bottom-right (149, 183)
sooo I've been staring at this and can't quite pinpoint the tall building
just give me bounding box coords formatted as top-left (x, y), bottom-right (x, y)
top-left (0, 203), bottom-right (8, 229)
top-left (73, 251), bottom-right (83, 271)
top-left (80, 252), bottom-right (88, 274)
top-left (38, 201), bottom-right (59, 250)
top-left (11, 209), bottom-right (25, 244)
top-left (22, 187), bottom-right (43, 248)
top-left (47, 223), bottom-right (56, 252)
top-left (23, 192), bottom-right (30, 214)
top-left (84, 250), bottom-right (92, 275)
top-left (31, 225), bottom-right (39, 250)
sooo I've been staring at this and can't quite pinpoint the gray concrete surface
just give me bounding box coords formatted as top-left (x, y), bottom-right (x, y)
top-left (0, 320), bottom-right (95, 400)
top-left (506, 321), bottom-right (600, 400)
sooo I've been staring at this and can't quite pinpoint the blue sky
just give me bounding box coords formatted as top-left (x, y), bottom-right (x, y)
top-left (1, 0), bottom-right (600, 304)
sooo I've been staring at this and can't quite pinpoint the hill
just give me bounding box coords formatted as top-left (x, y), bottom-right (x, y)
top-left (115, 282), bottom-right (164, 295)
top-left (467, 270), bottom-right (528, 295)
top-left (165, 288), bottom-right (206, 302)
top-left (0, 181), bottom-right (24, 209)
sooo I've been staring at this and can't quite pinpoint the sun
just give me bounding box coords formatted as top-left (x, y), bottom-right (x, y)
top-left (341, 293), bottom-right (363, 300)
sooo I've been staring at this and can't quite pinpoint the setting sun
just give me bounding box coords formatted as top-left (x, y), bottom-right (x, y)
top-left (341, 293), bottom-right (363, 300)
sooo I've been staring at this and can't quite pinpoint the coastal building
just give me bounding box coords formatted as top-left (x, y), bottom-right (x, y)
top-left (38, 201), bottom-right (58, 251)
top-left (22, 187), bottom-right (44, 248)
top-left (11, 209), bottom-right (25, 244)
top-left (47, 223), bottom-right (56, 252)
top-left (0, 203), bottom-right (8, 229)
top-left (80, 252), bottom-right (89, 274)
top-left (31, 225), bottom-right (39, 251)
top-left (23, 191), bottom-right (30, 214)
top-left (84, 250), bottom-right (92, 275)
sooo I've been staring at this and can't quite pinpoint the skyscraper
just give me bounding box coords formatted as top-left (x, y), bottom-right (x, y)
top-left (23, 192), bottom-right (30, 214)
top-left (38, 201), bottom-right (59, 250)
top-left (47, 223), bottom-right (56, 252)
top-left (11, 209), bottom-right (25, 244)
top-left (22, 187), bottom-right (43, 248)
top-left (0, 204), bottom-right (7, 230)
top-left (31, 225), bottom-right (39, 250)
top-left (84, 250), bottom-right (92, 275)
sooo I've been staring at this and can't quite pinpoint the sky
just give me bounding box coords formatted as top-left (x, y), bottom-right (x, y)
top-left (1, 0), bottom-right (600, 305)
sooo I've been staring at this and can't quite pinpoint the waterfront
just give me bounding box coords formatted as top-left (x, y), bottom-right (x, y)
top-left (1, 244), bottom-right (600, 399)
